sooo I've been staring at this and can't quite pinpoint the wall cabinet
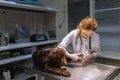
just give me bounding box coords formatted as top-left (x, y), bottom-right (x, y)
top-left (0, 0), bottom-right (57, 64)
top-left (0, 0), bottom-right (57, 79)
top-left (90, 0), bottom-right (120, 60)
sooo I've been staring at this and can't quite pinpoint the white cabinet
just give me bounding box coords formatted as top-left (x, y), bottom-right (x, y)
top-left (0, 0), bottom-right (58, 65)
top-left (90, 0), bottom-right (120, 59)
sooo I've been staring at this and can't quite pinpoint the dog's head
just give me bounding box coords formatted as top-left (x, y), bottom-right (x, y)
top-left (48, 47), bottom-right (67, 67)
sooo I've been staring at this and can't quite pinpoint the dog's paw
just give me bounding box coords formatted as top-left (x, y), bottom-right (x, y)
top-left (62, 70), bottom-right (71, 77)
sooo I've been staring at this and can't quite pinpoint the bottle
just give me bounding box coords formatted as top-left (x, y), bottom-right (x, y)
top-left (3, 68), bottom-right (11, 80)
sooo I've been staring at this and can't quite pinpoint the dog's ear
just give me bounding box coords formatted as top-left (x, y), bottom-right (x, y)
top-left (48, 48), bottom-right (58, 60)
top-left (48, 48), bottom-right (66, 59)
top-left (48, 48), bottom-right (67, 67)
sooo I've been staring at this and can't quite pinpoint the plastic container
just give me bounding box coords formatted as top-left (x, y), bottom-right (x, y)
top-left (15, 24), bottom-right (30, 43)
top-left (0, 32), bottom-right (9, 46)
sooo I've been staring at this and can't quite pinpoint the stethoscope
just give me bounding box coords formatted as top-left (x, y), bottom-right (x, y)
top-left (75, 32), bottom-right (92, 51)
top-left (76, 34), bottom-right (92, 59)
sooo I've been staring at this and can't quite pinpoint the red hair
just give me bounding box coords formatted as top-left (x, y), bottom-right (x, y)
top-left (77, 16), bottom-right (98, 31)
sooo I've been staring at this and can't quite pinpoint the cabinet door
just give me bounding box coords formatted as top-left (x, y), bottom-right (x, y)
top-left (95, 0), bottom-right (120, 51)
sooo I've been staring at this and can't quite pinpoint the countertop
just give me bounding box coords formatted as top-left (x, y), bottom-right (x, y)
top-left (18, 60), bottom-right (120, 80)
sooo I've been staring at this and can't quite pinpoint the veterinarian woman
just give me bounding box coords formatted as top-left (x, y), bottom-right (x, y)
top-left (58, 16), bottom-right (101, 65)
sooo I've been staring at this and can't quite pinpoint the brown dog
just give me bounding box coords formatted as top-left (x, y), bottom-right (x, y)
top-left (32, 47), bottom-right (71, 77)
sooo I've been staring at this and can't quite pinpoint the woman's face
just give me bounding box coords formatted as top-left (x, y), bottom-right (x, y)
top-left (80, 29), bottom-right (94, 39)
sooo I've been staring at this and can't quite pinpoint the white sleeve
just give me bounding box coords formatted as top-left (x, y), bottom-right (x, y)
top-left (92, 34), bottom-right (102, 57)
top-left (58, 30), bottom-right (74, 49)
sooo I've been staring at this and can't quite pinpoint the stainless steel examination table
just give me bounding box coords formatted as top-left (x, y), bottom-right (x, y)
top-left (19, 60), bottom-right (120, 80)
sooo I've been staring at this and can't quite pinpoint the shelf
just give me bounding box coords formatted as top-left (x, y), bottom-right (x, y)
top-left (0, 54), bottom-right (32, 65)
top-left (94, 0), bottom-right (120, 61)
top-left (97, 26), bottom-right (120, 33)
top-left (0, 40), bottom-right (58, 51)
top-left (0, 0), bottom-right (57, 72)
top-left (0, 0), bottom-right (57, 12)
top-left (95, 0), bottom-right (120, 11)
top-left (95, 7), bottom-right (120, 13)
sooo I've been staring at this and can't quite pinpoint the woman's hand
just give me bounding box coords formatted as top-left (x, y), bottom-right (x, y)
top-left (81, 53), bottom-right (95, 64)
top-left (68, 54), bottom-right (80, 61)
